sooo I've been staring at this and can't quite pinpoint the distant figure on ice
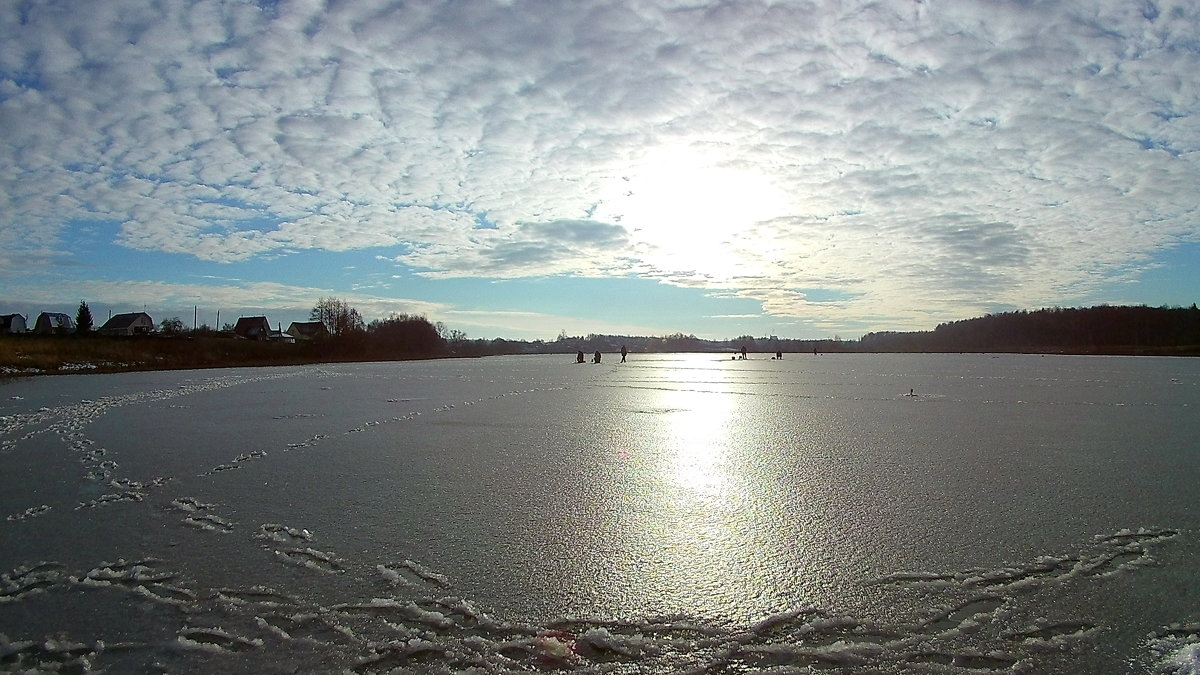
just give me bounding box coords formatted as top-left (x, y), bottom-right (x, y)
top-left (620, 345), bottom-right (628, 362)
top-left (740, 345), bottom-right (748, 360)
top-left (592, 350), bottom-right (602, 363)
top-left (776, 350), bottom-right (783, 359)
top-left (576, 350), bottom-right (585, 364)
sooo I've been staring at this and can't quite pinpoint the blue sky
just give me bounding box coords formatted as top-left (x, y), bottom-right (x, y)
top-left (2, 0), bottom-right (1198, 341)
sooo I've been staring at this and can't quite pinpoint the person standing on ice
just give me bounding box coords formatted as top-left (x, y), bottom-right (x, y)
top-left (620, 345), bottom-right (628, 362)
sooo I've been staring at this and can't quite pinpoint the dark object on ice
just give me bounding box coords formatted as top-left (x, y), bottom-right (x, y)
top-left (576, 351), bottom-right (585, 364)
top-left (620, 345), bottom-right (627, 362)
top-left (592, 350), bottom-right (602, 363)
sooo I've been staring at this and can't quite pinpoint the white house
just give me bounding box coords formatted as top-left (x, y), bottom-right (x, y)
top-left (286, 321), bottom-right (329, 342)
top-left (0, 314), bottom-right (27, 333)
top-left (99, 312), bottom-right (155, 336)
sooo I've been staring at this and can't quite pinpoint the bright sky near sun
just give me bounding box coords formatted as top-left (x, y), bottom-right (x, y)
top-left (2, 0), bottom-right (1198, 340)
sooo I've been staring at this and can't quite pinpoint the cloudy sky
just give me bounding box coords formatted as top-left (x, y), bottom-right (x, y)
top-left (2, 0), bottom-right (1197, 340)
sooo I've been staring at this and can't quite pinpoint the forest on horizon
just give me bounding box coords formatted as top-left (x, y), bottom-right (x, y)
top-left (854, 304), bottom-right (1200, 355)
top-left (4, 304), bottom-right (1198, 377)
top-left (465, 304), bottom-right (1200, 357)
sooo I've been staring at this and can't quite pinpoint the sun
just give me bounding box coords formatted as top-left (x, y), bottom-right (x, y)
top-left (595, 146), bottom-right (790, 280)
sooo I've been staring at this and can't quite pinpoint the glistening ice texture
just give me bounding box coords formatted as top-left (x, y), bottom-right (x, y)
top-left (1, 353), bottom-right (1198, 673)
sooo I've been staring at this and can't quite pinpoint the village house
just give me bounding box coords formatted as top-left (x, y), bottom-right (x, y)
top-left (33, 312), bottom-right (75, 334)
top-left (285, 321), bottom-right (329, 342)
top-left (268, 328), bottom-right (295, 343)
top-left (0, 314), bottom-right (27, 334)
top-left (99, 312), bottom-right (155, 336)
top-left (232, 316), bottom-right (272, 340)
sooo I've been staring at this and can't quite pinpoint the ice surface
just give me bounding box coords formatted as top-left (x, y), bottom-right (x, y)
top-left (1, 353), bottom-right (1198, 673)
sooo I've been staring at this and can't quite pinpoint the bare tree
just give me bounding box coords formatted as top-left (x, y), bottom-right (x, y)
top-left (160, 317), bottom-right (185, 334)
top-left (433, 321), bottom-right (467, 343)
top-left (310, 297), bottom-right (364, 337)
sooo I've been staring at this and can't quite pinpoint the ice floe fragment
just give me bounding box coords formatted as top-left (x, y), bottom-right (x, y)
top-left (1, 562), bottom-right (62, 603)
top-left (273, 547), bottom-right (343, 573)
top-left (176, 627), bottom-right (262, 653)
top-left (257, 523), bottom-right (313, 544)
top-left (183, 512), bottom-right (234, 533)
top-left (5, 504), bottom-right (51, 521)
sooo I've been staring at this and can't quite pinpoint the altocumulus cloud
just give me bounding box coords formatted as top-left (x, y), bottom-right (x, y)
top-left (1, 0), bottom-right (1198, 329)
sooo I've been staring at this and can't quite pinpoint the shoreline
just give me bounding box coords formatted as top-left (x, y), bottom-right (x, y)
top-left (2, 335), bottom-right (1196, 379)
top-left (0, 334), bottom-right (450, 379)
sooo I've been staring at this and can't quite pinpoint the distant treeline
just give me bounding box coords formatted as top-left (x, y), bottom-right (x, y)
top-left (859, 305), bottom-right (1200, 355)
top-left (5, 304), bottom-right (1197, 376)
top-left (446, 332), bottom-right (849, 358)
top-left (446, 331), bottom-right (849, 357)
top-left (447, 305), bottom-right (1200, 358)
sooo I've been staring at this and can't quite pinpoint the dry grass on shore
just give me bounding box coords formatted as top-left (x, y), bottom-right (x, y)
top-left (0, 335), bottom-right (320, 376)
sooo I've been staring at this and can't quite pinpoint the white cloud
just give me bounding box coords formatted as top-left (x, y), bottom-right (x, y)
top-left (1, 0), bottom-right (1198, 331)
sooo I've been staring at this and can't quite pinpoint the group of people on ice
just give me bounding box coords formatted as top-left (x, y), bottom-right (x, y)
top-left (576, 345), bottom-right (629, 364)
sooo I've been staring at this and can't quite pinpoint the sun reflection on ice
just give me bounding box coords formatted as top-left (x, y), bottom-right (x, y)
top-left (663, 387), bottom-right (734, 499)
top-left (615, 362), bottom-right (793, 622)
top-left (592, 355), bottom-right (848, 623)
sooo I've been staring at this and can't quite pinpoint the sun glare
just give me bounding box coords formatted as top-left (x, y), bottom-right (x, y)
top-left (662, 387), bottom-right (735, 498)
top-left (596, 147), bottom-right (790, 279)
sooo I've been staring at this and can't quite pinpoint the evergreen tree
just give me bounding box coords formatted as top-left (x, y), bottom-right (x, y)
top-left (75, 300), bottom-right (94, 335)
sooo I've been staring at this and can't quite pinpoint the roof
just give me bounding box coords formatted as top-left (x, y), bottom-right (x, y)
top-left (36, 312), bottom-right (75, 327)
top-left (287, 321), bottom-right (328, 336)
top-left (233, 316), bottom-right (271, 337)
top-left (100, 312), bottom-right (152, 330)
top-left (234, 316), bottom-right (270, 328)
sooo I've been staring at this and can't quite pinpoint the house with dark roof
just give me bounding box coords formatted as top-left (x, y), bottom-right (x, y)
top-left (33, 312), bottom-right (75, 334)
top-left (286, 321), bottom-right (329, 342)
top-left (233, 316), bottom-right (272, 340)
top-left (99, 312), bottom-right (155, 336)
top-left (0, 314), bottom-right (27, 334)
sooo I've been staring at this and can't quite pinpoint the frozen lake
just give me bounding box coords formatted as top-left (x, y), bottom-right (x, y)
top-left (1, 353), bottom-right (1198, 673)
